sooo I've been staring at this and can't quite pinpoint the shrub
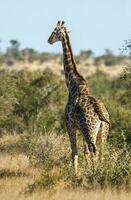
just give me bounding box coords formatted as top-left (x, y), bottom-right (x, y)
top-left (21, 132), bottom-right (131, 192)
top-left (88, 70), bottom-right (131, 146)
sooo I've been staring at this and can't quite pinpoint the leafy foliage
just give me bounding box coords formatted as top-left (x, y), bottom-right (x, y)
top-left (0, 70), bottom-right (67, 135)
top-left (0, 68), bottom-right (130, 146)
top-left (88, 69), bottom-right (131, 146)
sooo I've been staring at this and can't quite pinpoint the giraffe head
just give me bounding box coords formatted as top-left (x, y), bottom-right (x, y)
top-left (48, 21), bottom-right (70, 44)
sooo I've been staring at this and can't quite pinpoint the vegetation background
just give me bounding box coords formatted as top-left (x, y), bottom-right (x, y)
top-left (0, 40), bottom-right (131, 199)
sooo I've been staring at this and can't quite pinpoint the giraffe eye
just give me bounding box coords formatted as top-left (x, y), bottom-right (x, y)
top-left (53, 30), bottom-right (57, 34)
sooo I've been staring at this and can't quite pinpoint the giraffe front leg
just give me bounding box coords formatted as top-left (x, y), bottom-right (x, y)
top-left (66, 123), bottom-right (78, 174)
top-left (69, 130), bottom-right (78, 174)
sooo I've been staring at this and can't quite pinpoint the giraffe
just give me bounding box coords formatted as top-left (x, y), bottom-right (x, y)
top-left (48, 21), bottom-right (109, 173)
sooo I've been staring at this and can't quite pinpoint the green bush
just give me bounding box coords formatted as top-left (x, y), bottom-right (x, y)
top-left (88, 69), bottom-right (131, 146)
top-left (0, 68), bottom-right (130, 146)
top-left (0, 70), bottom-right (67, 134)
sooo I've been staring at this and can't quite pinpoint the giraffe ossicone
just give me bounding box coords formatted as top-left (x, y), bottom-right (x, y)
top-left (48, 21), bottom-right (110, 174)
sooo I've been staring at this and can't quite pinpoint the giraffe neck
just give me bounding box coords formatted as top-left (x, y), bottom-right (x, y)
top-left (62, 32), bottom-right (85, 88)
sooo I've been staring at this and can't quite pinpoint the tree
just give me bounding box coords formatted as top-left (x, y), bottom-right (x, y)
top-left (21, 48), bottom-right (37, 62)
top-left (9, 40), bottom-right (20, 51)
top-left (105, 49), bottom-right (114, 56)
top-left (119, 39), bottom-right (131, 55)
top-left (6, 40), bottom-right (21, 60)
top-left (80, 50), bottom-right (94, 59)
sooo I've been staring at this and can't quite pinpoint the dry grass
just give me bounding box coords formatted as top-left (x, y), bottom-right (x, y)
top-left (0, 135), bottom-right (39, 199)
top-left (0, 134), bottom-right (130, 200)
top-left (0, 59), bottom-right (125, 78)
top-left (0, 182), bottom-right (131, 200)
top-left (29, 190), bottom-right (131, 200)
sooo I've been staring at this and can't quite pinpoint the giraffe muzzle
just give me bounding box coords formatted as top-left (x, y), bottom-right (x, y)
top-left (48, 38), bottom-right (53, 45)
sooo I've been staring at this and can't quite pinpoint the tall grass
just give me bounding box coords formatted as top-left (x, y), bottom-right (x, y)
top-left (19, 131), bottom-right (131, 192)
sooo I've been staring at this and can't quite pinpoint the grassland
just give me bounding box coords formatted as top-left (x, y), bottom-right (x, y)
top-left (0, 52), bottom-right (131, 199)
top-left (0, 134), bottom-right (131, 200)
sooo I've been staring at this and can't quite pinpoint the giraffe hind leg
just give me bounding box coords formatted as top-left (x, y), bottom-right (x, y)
top-left (83, 138), bottom-right (89, 161)
top-left (96, 121), bottom-right (109, 160)
top-left (80, 125), bottom-right (97, 155)
top-left (80, 121), bottom-right (101, 156)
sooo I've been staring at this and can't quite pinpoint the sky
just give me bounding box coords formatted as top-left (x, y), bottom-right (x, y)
top-left (0, 0), bottom-right (131, 55)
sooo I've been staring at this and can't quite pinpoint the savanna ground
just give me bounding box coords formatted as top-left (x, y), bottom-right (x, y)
top-left (0, 133), bottom-right (131, 200)
top-left (0, 48), bottom-right (131, 199)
